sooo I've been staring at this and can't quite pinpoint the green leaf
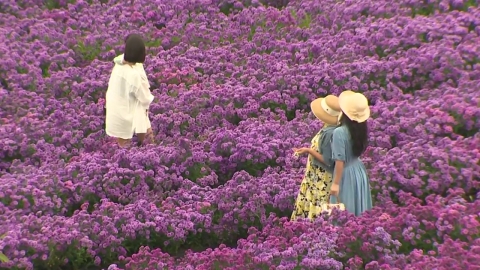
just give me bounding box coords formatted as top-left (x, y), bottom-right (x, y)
top-left (0, 252), bottom-right (9, 263)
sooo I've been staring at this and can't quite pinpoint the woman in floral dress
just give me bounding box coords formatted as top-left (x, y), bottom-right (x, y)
top-left (291, 95), bottom-right (341, 220)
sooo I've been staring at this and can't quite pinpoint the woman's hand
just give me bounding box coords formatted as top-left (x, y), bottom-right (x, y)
top-left (293, 147), bottom-right (311, 155)
top-left (330, 183), bottom-right (340, 196)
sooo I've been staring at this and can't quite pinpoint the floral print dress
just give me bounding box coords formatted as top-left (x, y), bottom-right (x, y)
top-left (291, 129), bottom-right (333, 221)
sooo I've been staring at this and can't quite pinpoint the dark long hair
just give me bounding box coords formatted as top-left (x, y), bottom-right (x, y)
top-left (340, 112), bottom-right (368, 157)
top-left (124, 34), bottom-right (146, 64)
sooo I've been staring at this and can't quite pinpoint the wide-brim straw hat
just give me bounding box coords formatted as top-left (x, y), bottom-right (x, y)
top-left (310, 95), bottom-right (341, 125)
top-left (338, 90), bottom-right (370, 123)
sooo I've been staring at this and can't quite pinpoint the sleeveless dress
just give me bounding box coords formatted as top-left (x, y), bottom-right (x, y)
top-left (330, 125), bottom-right (372, 216)
top-left (291, 128), bottom-right (334, 220)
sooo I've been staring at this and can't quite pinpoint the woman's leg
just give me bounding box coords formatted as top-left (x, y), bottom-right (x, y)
top-left (136, 128), bottom-right (154, 146)
top-left (136, 133), bottom-right (146, 146)
top-left (135, 111), bottom-right (153, 146)
top-left (117, 138), bottom-right (131, 148)
top-left (146, 128), bottom-right (154, 143)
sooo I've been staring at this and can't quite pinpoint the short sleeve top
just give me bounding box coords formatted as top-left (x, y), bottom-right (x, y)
top-left (312, 125), bottom-right (337, 173)
top-left (332, 125), bottom-right (355, 163)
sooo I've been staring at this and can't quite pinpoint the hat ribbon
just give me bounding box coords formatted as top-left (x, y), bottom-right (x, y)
top-left (321, 99), bottom-right (340, 117)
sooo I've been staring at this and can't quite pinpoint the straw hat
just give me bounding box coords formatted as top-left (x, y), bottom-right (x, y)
top-left (310, 95), bottom-right (341, 125)
top-left (338, 90), bottom-right (370, 123)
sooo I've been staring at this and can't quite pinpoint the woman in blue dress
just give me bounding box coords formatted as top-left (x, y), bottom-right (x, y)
top-left (330, 90), bottom-right (373, 216)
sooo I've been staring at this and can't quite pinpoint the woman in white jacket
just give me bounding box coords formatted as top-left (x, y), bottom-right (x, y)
top-left (112, 53), bottom-right (154, 145)
top-left (105, 34), bottom-right (154, 147)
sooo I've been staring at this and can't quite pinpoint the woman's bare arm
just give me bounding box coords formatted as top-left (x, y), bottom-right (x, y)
top-left (308, 149), bottom-right (325, 164)
top-left (333, 160), bottom-right (344, 185)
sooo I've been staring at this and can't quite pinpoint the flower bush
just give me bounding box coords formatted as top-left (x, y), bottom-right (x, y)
top-left (0, 0), bottom-right (479, 269)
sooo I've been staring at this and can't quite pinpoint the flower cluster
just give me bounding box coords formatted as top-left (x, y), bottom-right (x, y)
top-left (117, 190), bottom-right (480, 270)
top-left (0, 0), bottom-right (479, 269)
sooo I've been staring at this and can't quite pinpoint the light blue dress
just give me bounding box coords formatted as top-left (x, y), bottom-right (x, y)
top-left (330, 125), bottom-right (372, 216)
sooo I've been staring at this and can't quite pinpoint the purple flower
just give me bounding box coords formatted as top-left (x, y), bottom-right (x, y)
top-left (1, 0), bottom-right (480, 269)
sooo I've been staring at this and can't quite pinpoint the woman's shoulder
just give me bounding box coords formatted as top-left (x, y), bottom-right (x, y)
top-left (117, 65), bottom-right (143, 81)
top-left (321, 125), bottom-right (337, 133)
top-left (333, 125), bottom-right (348, 138)
top-left (334, 125), bottom-right (347, 133)
top-left (111, 65), bottom-right (148, 90)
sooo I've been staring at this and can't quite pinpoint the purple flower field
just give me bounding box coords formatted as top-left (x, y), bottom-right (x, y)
top-left (1, 0), bottom-right (479, 269)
